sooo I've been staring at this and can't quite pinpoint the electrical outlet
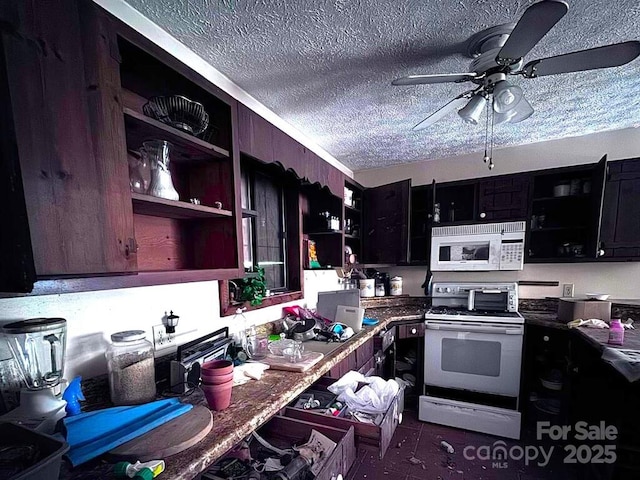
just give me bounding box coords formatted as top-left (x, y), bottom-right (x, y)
top-left (152, 324), bottom-right (196, 350)
top-left (563, 283), bottom-right (575, 298)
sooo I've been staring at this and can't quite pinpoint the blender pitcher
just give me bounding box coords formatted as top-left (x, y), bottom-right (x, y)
top-left (1, 318), bottom-right (68, 432)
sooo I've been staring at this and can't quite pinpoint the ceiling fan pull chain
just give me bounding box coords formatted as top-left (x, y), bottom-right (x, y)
top-left (483, 96), bottom-right (490, 164)
top-left (488, 96), bottom-right (495, 170)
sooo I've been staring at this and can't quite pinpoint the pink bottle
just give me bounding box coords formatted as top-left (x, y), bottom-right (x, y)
top-left (608, 319), bottom-right (624, 346)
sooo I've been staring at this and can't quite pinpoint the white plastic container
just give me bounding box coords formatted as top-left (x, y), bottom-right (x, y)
top-left (359, 279), bottom-right (375, 298)
top-left (390, 277), bottom-right (403, 296)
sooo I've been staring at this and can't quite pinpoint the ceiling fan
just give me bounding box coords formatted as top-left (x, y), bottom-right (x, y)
top-left (392, 0), bottom-right (640, 131)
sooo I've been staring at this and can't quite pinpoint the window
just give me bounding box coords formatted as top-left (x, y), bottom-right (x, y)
top-left (220, 159), bottom-right (302, 315)
top-left (241, 167), bottom-right (287, 292)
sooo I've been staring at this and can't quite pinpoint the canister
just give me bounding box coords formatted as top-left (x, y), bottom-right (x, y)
top-left (390, 276), bottom-right (403, 295)
top-left (359, 279), bottom-right (375, 298)
top-left (106, 330), bottom-right (156, 405)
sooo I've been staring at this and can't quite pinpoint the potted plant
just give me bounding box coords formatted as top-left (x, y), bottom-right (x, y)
top-left (236, 267), bottom-right (267, 306)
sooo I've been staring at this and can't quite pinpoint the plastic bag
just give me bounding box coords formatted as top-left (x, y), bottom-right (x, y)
top-left (327, 372), bottom-right (400, 415)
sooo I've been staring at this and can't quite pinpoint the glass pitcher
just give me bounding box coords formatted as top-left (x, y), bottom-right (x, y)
top-left (143, 140), bottom-right (179, 201)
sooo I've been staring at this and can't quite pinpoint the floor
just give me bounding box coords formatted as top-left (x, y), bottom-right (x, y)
top-left (345, 409), bottom-right (577, 480)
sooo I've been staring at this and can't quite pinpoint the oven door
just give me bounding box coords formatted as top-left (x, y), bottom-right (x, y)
top-left (424, 320), bottom-right (523, 397)
top-left (430, 234), bottom-right (501, 271)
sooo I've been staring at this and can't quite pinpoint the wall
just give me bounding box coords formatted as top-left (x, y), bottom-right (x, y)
top-left (0, 270), bottom-right (340, 381)
top-left (356, 127), bottom-right (640, 300)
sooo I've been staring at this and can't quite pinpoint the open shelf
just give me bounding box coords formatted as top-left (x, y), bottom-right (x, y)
top-left (345, 204), bottom-right (361, 214)
top-left (307, 230), bottom-right (342, 236)
top-left (123, 107), bottom-right (229, 162)
top-left (530, 226), bottom-right (588, 232)
top-left (131, 193), bottom-right (233, 219)
top-left (533, 194), bottom-right (590, 202)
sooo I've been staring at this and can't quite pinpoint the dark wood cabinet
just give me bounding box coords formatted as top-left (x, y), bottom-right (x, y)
top-left (0, 0), bottom-right (136, 291)
top-left (362, 179), bottom-right (411, 264)
top-left (1, 1), bottom-right (244, 292)
top-left (237, 103), bottom-right (274, 163)
top-left (344, 180), bottom-right (363, 266)
top-left (598, 157), bottom-right (640, 259)
top-left (477, 174), bottom-right (530, 222)
top-left (527, 157), bottom-right (608, 263)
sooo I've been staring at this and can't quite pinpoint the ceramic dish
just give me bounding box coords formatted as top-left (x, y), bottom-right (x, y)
top-left (585, 293), bottom-right (610, 301)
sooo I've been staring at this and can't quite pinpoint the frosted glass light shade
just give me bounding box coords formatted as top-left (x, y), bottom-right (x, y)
top-left (458, 95), bottom-right (487, 125)
top-left (493, 81), bottom-right (523, 113)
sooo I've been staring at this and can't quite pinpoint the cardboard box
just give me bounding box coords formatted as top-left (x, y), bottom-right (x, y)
top-left (558, 299), bottom-right (611, 322)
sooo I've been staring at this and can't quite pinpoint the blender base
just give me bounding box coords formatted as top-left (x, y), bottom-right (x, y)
top-left (1, 387), bottom-right (67, 434)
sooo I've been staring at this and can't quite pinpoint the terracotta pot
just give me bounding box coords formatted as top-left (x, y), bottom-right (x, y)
top-left (201, 371), bottom-right (234, 385)
top-left (201, 360), bottom-right (234, 375)
top-left (201, 382), bottom-right (233, 411)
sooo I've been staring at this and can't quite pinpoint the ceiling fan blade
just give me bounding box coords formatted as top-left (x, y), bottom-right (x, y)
top-left (392, 73), bottom-right (477, 86)
top-left (497, 0), bottom-right (568, 65)
top-left (522, 41), bottom-right (640, 77)
top-left (412, 95), bottom-right (470, 130)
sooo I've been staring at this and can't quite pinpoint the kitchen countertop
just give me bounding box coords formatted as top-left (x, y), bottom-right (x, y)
top-left (60, 306), bottom-right (424, 480)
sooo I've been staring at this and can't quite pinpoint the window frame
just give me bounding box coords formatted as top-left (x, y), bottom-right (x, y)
top-left (219, 158), bottom-right (303, 316)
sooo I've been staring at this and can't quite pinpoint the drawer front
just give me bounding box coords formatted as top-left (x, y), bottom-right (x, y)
top-left (355, 338), bottom-right (374, 370)
top-left (398, 322), bottom-right (425, 339)
top-left (358, 356), bottom-right (375, 376)
top-left (316, 427), bottom-right (356, 480)
top-left (328, 351), bottom-right (357, 378)
top-left (374, 326), bottom-right (396, 352)
top-left (259, 416), bottom-right (354, 480)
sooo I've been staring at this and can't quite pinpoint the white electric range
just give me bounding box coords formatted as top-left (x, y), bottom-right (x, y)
top-left (419, 282), bottom-right (524, 439)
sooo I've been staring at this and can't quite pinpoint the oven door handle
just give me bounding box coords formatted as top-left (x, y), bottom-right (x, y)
top-left (425, 323), bottom-right (523, 335)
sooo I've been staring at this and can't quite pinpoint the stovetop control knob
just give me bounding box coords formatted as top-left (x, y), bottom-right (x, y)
top-left (445, 287), bottom-right (452, 293)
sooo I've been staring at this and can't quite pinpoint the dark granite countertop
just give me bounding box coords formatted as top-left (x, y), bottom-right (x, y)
top-left (60, 308), bottom-right (423, 480)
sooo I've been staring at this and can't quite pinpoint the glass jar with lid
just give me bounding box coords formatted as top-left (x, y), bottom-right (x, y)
top-left (106, 330), bottom-right (156, 405)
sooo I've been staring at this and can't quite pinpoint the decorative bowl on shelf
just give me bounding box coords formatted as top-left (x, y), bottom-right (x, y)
top-left (585, 293), bottom-right (610, 301)
top-left (143, 95), bottom-right (209, 136)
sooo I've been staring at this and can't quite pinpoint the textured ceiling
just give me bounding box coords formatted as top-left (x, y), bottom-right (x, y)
top-left (125, 0), bottom-right (640, 171)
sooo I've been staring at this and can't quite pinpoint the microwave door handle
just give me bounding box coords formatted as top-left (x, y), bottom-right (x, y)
top-left (426, 323), bottom-right (522, 335)
top-left (480, 289), bottom-right (502, 294)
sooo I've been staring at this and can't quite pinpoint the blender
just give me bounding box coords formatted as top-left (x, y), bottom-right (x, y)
top-left (1, 318), bottom-right (67, 433)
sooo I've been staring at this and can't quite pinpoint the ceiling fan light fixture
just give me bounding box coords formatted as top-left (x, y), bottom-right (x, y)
top-left (458, 95), bottom-right (487, 125)
top-left (507, 97), bottom-right (534, 123)
top-left (493, 80), bottom-right (523, 113)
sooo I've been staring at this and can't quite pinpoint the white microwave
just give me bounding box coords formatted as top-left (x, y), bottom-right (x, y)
top-left (430, 221), bottom-right (526, 271)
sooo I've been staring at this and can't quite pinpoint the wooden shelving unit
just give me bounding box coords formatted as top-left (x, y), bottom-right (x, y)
top-left (131, 193), bottom-right (233, 219)
top-left (123, 107), bottom-right (229, 162)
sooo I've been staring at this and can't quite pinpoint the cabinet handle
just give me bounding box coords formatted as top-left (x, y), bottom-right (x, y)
top-left (411, 328), bottom-right (417, 335)
top-left (330, 475), bottom-right (343, 480)
top-left (597, 249), bottom-right (605, 257)
top-left (480, 212), bottom-right (486, 219)
top-left (390, 335), bottom-right (395, 343)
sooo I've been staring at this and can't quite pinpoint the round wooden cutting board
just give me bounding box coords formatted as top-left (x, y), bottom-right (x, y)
top-left (106, 405), bottom-right (213, 462)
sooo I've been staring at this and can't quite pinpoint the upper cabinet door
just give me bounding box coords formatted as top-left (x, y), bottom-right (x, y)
top-left (362, 180), bottom-right (411, 264)
top-left (477, 174), bottom-right (530, 222)
top-left (1, 0), bottom-right (136, 284)
top-left (598, 157), bottom-right (640, 259)
top-left (237, 104), bottom-right (274, 163)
